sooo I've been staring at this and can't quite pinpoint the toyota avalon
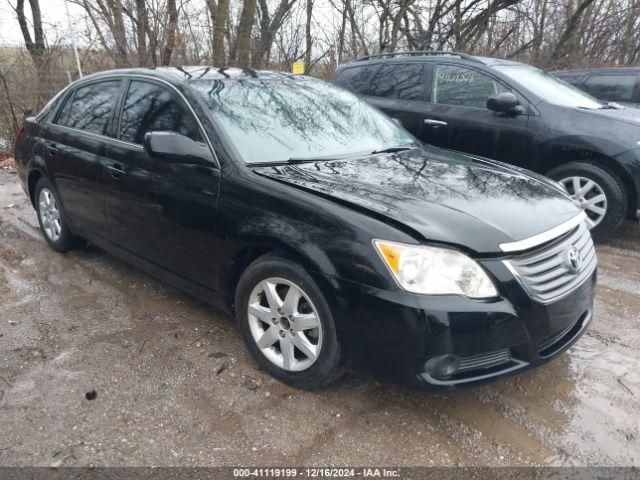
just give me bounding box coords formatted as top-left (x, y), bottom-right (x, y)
top-left (14, 67), bottom-right (596, 390)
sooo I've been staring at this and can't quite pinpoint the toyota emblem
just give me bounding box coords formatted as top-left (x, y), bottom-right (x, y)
top-left (565, 247), bottom-right (582, 273)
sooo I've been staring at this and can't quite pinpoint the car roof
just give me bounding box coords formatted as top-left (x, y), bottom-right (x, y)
top-left (339, 51), bottom-right (528, 70)
top-left (77, 66), bottom-right (297, 86)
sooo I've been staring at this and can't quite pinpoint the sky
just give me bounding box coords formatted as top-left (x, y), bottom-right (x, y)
top-left (1, 0), bottom-right (102, 47)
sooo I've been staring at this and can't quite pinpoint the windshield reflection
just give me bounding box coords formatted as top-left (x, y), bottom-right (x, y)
top-left (191, 77), bottom-right (417, 164)
top-left (495, 65), bottom-right (603, 109)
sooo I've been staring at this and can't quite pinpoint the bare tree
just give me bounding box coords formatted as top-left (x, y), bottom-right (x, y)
top-left (135, 0), bottom-right (149, 66)
top-left (14, 0), bottom-right (46, 65)
top-left (255, 0), bottom-right (298, 67)
top-left (546, 0), bottom-right (597, 68)
top-left (232, 0), bottom-right (259, 67)
top-left (304, 0), bottom-right (313, 72)
top-left (4, 0), bottom-right (640, 99)
top-left (161, 0), bottom-right (179, 66)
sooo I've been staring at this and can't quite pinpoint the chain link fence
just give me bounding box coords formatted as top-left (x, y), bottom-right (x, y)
top-left (1, 47), bottom-right (118, 157)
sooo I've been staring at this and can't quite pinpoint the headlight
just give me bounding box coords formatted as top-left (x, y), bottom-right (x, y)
top-left (374, 240), bottom-right (498, 298)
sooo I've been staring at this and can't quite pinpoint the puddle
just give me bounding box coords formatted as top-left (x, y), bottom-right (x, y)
top-left (1, 175), bottom-right (640, 466)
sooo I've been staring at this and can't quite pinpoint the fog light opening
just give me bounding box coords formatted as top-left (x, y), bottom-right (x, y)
top-left (425, 354), bottom-right (461, 379)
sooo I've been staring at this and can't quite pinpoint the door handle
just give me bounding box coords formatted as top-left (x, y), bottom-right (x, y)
top-left (45, 142), bottom-right (58, 156)
top-left (423, 119), bottom-right (448, 127)
top-left (105, 164), bottom-right (126, 179)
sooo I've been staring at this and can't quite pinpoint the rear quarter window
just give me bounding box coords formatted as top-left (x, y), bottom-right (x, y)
top-left (37, 89), bottom-right (68, 124)
top-left (369, 63), bottom-right (428, 101)
top-left (332, 65), bottom-right (378, 95)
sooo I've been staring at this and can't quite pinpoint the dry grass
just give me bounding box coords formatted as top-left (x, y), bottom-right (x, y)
top-left (0, 156), bottom-right (15, 167)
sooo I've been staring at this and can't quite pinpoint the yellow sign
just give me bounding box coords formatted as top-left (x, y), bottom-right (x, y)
top-left (292, 61), bottom-right (305, 75)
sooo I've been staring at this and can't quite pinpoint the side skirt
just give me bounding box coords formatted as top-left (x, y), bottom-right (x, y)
top-left (71, 225), bottom-right (232, 316)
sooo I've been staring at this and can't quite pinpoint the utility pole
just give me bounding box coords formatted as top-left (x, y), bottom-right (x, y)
top-left (64, 0), bottom-right (83, 79)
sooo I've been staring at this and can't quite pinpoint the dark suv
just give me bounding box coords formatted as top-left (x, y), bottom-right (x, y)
top-left (15, 67), bottom-right (595, 391)
top-left (332, 51), bottom-right (640, 239)
top-left (552, 68), bottom-right (640, 108)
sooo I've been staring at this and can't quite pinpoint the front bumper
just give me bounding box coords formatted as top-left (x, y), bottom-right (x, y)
top-left (320, 259), bottom-right (596, 390)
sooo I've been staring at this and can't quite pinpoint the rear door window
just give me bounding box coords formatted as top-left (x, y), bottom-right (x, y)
top-left (332, 65), bottom-right (378, 95)
top-left (583, 74), bottom-right (638, 102)
top-left (369, 63), bottom-right (427, 101)
top-left (432, 65), bottom-right (509, 108)
top-left (55, 81), bottom-right (122, 136)
top-left (119, 80), bottom-right (202, 145)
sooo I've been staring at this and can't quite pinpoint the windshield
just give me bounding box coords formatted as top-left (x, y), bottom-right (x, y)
top-left (191, 77), bottom-right (418, 164)
top-left (494, 65), bottom-right (604, 109)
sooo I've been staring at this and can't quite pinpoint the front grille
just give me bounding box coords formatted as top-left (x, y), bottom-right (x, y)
top-left (504, 222), bottom-right (597, 304)
top-left (457, 348), bottom-right (512, 373)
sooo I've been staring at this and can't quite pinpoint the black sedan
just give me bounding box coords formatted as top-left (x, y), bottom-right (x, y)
top-left (14, 67), bottom-right (596, 390)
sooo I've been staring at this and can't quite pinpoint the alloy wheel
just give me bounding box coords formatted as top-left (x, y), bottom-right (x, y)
top-left (247, 277), bottom-right (323, 372)
top-left (559, 176), bottom-right (608, 229)
top-left (38, 188), bottom-right (62, 242)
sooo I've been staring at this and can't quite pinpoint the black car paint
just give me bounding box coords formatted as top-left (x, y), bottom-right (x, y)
top-left (254, 147), bottom-right (578, 253)
top-left (15, 67), bottom-right (593, 390)
top-left (332, 57), bottom-right (640, 219)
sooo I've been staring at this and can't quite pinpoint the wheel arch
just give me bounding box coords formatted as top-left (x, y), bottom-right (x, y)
top-left (27, 168), bottom-right (46, 207)
top-left (224, 241), bottom-right (337, 312)
top-left (541, 149), bottom-right (637, 219)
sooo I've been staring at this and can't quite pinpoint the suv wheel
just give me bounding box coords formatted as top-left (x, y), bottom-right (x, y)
top-left (235, 254), bottom-right (341, 389)
top-left (547, 162), bottom-right (627, 240)
top-left (34, 178), bottom-right (81, 252)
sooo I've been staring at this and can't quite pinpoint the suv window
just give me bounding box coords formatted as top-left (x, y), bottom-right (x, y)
top-left (332, 65), bottom-right (378, 95)
top-left (554, 73), bottom-right (583, 87)
top-left (432, 65), bottom-right (508, 108)
top-left (56, 81), bottom-right (121, 136)
top-left (583, 74), bottom-right (638, 102)
top-left (119, 80), bottom-right (202, 145)
top-left (369, 63), bottom-right (427, 101)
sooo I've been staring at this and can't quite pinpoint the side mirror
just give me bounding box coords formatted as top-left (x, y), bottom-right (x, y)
top-left (143, 131), bottom-right (214, 165)
top-left (487, 92), bottom-right (521, 114)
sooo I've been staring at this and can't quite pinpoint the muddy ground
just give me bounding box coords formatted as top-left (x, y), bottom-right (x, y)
top-left (0, 160), bottom-right (639, 467)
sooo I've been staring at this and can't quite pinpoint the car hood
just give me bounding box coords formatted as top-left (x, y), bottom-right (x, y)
top-left (578, 105), bottom-right (640, 126)
top-left (252, 146), bottom-right (582, 254)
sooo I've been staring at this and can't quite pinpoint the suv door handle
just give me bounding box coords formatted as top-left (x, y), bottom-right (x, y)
top-left (105, 164), bottom-right (126, 179)
top-left (45, 142), bottom-right (58, 156)
top-left (424, 119), bottom-right (448, 127)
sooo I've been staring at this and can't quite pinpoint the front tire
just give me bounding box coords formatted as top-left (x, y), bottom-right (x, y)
top-left (235, 254), bottom-right (341, 390)
top-left (547, 161), bottom-right (627, 240)
top-left (34, 178), bottom-right (80, 252)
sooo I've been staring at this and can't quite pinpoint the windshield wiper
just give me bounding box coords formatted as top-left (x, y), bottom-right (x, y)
top-left (247, 151), bottom-right (372, 167)
top-left (247, 157), bottom-right (346, 167)
top-left (247, 147), bottom-right (415, 167)
top-left (371, 146), bottom-right (414, 154)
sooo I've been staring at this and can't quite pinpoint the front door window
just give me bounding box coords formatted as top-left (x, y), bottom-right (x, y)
top-left (432, 65), bottom-right (509, 108)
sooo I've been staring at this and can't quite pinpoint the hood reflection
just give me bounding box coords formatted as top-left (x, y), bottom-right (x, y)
top-left (255, 147), bottom-right (581, 252)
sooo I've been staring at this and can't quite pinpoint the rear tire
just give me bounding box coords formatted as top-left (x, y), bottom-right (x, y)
top-left (235, 254), bottom-right (341, 390)
top-left (547, 161), bottom-right (627, 241)
top-left (34, 178), bottom-right (81, 252)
